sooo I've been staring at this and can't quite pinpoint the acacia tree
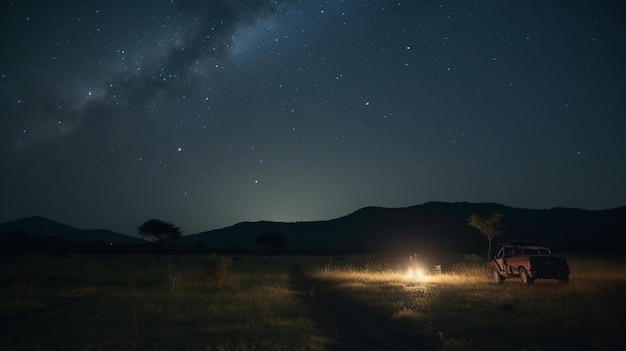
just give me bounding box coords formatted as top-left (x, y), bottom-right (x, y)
top-left (467, 212), bottom-right (503, 261)
top-left (138, 219), bottom-right (182, 259)
top-left (255, 231), bottom-right (286, 260)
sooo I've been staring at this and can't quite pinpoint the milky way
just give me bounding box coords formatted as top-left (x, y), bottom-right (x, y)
top-left (1, 0), bottom-right (625, 235)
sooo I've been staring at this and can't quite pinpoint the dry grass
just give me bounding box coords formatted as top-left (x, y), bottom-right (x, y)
top-left (2, 254), bottom-right (624, 350)
top-left (0, 254), bottom-right (329, 351)
top-left (313, 256), bottom-right (626, 350)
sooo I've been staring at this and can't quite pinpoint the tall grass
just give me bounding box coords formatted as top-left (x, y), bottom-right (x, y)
top-left (2, 254), bottom-right (623, 350)
top-left (313, 256), bottom-right (626, 350)
top-left (0, 254), bottom-right (328, 351)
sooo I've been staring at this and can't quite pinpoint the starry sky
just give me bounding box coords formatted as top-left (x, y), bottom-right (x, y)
top-left (1, 0), bottom-right (625, 236)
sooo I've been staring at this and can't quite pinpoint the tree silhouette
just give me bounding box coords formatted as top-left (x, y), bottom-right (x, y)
top-left (467, 212), bottom-right (503, 261)
top-left (138, 219), bottom-right (182, 258)
top-left (255, 231), bottom-right (286, 260)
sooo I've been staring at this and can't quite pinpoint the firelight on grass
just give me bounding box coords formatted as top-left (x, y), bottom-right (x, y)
top-left (405, 267), bottom-right (428, 282)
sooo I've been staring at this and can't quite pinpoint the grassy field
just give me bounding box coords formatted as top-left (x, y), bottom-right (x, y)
top-left (1, 253), bottom-right (625, 350)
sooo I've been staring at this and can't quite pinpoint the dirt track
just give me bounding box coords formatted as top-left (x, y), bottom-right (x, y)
top-left (289, 265), bottom-right (435, 351)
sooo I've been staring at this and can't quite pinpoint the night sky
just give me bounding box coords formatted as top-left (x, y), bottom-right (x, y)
top-left (1, 1), bottom-right (625, 236)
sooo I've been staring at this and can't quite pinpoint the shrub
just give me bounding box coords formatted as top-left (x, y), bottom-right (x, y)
top-left (201, 253), bottom-right (232, 286)
top-left (11, 272), bottom-right (37, 302)
top-left (463, 253), bottom-right (485, 265)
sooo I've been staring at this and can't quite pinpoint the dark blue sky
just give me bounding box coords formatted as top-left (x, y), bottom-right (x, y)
top-left (1, 0), bottom-right (625, 235)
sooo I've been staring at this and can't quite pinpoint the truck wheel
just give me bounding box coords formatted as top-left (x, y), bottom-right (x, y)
top-left (559, 274), bottom-right (569, 284)
top-left (492, 267), bottom-right (504, 284)
top-left (519, 268), bottom-right (534, 285)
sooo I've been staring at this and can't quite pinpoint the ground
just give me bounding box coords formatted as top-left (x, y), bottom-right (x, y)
top-left (289, 264), bottom-right (436, 350)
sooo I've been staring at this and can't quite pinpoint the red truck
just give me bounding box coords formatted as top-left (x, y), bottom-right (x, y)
top-left (489, 241), bottom-right (569, 285)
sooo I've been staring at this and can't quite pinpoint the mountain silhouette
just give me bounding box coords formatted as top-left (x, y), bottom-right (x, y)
top-left (0, 216), bottom-right (145, 244)
top-left (2, 202), bottom-right (624, 254)
top-left (174, 202), bottom-right (625, 254)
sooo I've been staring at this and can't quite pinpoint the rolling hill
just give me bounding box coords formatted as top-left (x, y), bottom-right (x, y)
top-left (174, 202), bottom-right (626, 254)
top-left (0, 216), bottom-right (145, 244)
top-left (2, 202), bottom-right (625, 254)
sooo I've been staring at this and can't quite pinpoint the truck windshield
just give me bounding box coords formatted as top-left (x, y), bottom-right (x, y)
top-left (522, 248), bottom-right (551, 255)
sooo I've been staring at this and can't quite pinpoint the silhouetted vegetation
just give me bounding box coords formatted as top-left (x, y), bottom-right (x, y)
top-left (138, 219), bottom-right (183, 258)
top-left (255, 231), bottom-right (287, 260)
top-left (0, 230), bottom-right (159, 256)
top-left (0, 230), bottom-right (74, 256)
top-left (468, 212), bottom-right (503, 260)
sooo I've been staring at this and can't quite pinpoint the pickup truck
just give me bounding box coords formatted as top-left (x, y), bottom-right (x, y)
top-left (489, 241), bottom-right (569, 285)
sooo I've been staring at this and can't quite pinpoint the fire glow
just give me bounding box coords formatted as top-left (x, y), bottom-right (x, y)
top-left (405, 267), bottom-right (428, 282)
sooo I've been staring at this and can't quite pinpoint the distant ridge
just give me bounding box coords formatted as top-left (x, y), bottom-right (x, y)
top-left (174, 202), bottom-right (626, 254)
top-left (0, 216), bottom-right (145, 244)
top-left (2, 202), bottom-right (625, 253)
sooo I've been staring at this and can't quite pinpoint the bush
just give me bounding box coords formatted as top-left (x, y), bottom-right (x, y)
top-left (464, 253), bottom-right (485, 265)
top-left (201, 253), bottom-right (232, 286)
top-left (11, 272), bottom-right (37, 302)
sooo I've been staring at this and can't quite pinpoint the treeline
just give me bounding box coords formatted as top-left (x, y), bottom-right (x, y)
top-left (1, 230), bottom-right (294, 256)
top-left (0, 231), bottom-right (206, 256)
